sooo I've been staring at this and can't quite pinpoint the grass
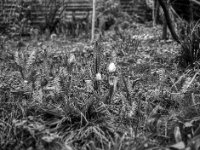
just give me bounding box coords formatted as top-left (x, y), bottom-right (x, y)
top-left (1, 23), bottom-right (200, 150)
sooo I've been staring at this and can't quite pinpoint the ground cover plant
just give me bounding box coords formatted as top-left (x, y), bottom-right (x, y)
top-left (1, 2), bottom-right (200, 150)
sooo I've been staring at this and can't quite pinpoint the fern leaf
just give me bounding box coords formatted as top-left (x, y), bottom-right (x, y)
top-left (53, 76), bottom-right (62, 94)
top-left (14, 51), bottom-right (20, 66)
top-left (33, 89), bottom-right (43, 103)
top-left (27, 49), bottom-right (37, 70)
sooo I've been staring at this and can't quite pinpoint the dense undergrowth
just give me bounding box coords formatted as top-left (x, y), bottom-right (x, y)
top-left (1, 22), bottom-right (200, 150)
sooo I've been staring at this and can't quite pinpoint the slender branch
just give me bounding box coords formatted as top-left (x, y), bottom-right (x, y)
top-left (191, 0), bottom-right (200, 6)
top-left (158, 0), bottom-right (180, 43)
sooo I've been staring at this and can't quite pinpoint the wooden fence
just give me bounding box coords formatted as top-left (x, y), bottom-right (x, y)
top-left (0, 0), bottom-right (152, 25)
top-left (0, 0), bottom-right (92, 27)
top-left (0, 0), bottom-right (156, 34)
top-left (120, 0), bottom-right (152, 22)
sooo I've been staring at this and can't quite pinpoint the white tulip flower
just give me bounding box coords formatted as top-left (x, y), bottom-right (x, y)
top-left (96, 73), bottom-right (102, 81)
top-left (50, 33), bottom-right (57, 40)
top-left (24, 80), bottom-right (28, 84)
top-left (108, 62), bottom-right (116, 73)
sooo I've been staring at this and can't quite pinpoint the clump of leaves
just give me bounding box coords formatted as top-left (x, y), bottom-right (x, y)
top-left (96, 0), bottom-right (132, 34)
top-left (58, 99), bottom-right (116, 150)
top-left (178, 22), bottom-right (200, 68)
top-left (0, 115), bottom-right (68, 150)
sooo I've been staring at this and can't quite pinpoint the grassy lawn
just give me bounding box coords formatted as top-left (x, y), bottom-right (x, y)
top-left (0, 22), bottom-right (200, 150)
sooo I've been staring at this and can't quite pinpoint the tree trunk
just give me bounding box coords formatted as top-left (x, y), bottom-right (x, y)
top-left (153, 0), bottom-right (160, 26)
top-left (162, 17), bottom-right (167, 40)
top-left (158, 0), bottom-right (180, 43)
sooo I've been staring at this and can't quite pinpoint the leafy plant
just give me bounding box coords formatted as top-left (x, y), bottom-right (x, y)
top-left (40, 0), bottom-right (69, 34)
top-left (96, 0), bottom-right (132, 34)
top-left (178, 22), bottom-right (200, 68)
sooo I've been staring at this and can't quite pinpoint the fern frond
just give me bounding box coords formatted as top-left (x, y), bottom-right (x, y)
top-left (14, 51), bottom-right (20, 66)
top-left (14, 50), bottom-right (25, 79)
top-left (182, 71), bottom-right (199, 93)
top-left (32, 89), bottom-right (43, 103)
top-left (27, 49), bottom-right (37, 70)
top-left (53, 76), bottom-right (62, 94)
top-left (128, 101), bottom-right (138, 118)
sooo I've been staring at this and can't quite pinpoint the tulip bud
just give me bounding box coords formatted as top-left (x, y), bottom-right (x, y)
top-left (50, 33), bottom-right (57, 40)
top-left (85, 80), bottom-right (93, 92)
top-left (24, 80), bottom-right (28, 84)
top-left (108, 62), bottom-right (116, 73)
top-left (96, 73), bottom-right (102, 80)
top-left (108, 76), bottom-right (118, 86)
top-left (68, 53), bottom-right (76, 64)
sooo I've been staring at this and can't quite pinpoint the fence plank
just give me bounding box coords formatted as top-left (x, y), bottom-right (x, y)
top-left (0, 0), bottom-right (92, 27)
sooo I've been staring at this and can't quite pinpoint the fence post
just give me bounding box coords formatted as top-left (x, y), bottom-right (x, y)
top-left (91, 0), bottom-right (96, 42)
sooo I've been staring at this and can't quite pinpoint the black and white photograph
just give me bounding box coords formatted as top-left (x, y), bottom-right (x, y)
top-left (1, 0), bottom-right (200, 150)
